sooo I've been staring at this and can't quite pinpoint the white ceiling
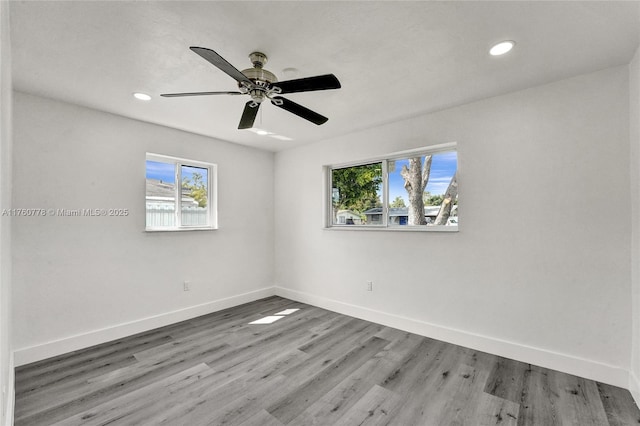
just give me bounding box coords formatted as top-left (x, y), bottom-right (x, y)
top-left (10, 1), bottom-right (640, 152)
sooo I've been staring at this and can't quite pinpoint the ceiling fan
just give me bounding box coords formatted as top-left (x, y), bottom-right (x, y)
top-left (161, 47), bottom-right (341, 130)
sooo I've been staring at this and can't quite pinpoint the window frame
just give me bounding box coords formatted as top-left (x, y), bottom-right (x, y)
top-left (145, 153), bottom-right (218, 232)
top-left (324, 142), bottom-right (458, 232)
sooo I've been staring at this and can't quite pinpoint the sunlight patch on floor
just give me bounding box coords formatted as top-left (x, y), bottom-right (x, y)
top-left (248, 316), bottom-right (284, 325)
top-left (248, 308), bottom-right (301, 324)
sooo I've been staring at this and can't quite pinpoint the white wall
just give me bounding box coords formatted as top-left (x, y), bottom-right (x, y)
top-left (12, 92), bottom-right (275, 364)
top-left (274, 66), bottom-right (631, 387)
top-left (0, 1), bottom-right (13, 424)
top-left (630, 44), bottom-right (640, 402)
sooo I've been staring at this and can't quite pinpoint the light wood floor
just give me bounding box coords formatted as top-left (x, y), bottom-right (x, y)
top-left (14, 296), bottom-right (640, 425)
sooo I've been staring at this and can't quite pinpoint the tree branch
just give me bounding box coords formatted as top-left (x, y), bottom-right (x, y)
top-left (434, 171), bottom-right (458, 225)
top-left (400, 165), bottom-right (411, 191)
top-left (421, 155), bottom-right (432, 192)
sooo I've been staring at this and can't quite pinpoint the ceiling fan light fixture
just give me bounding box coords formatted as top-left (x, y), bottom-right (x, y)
top-left (133, 92), bottom-right (151, 101)
top-left (489, 40), bottom-right (515, 56)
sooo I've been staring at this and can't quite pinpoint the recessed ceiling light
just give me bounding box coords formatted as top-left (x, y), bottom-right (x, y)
top-left (489, 40), bottom-right (515, 56)
top-left (282, 67), bottom-right (300, 79)
top-left (133, 92), bottom-right (151, 101)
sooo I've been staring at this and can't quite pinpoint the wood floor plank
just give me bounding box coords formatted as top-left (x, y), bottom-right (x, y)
top-left (13, 296), bottom-right (640, 426)
top-left (238, 409), bottom-right (285, 426)
top-left (307, 311), bottom-right (352, 335)
top-left (50, 363), bottom-right (216, 426)
top-left (15, 332), bottom-right (173, 390)
top-left (153, 374), bottom-right (291, 425)
top-left (15, 341), bottom-right (230, 425)
top-left (195, 373), bottom-right (296, 425)
top-left (484, 357), bottom-right (530, 405)
top-left (427, 362), bottom-right (492, 425)
top-left (298, 316), bottom-right (374, 355)
top-left (279, 322), bottom-right (384, 381)
top-left (377, 337), bottom-right (449, 394)
top-left (267, 335), bottom-right (390, 424)
top-left (378, 345), bottom-right (476, 425)
top-left (125, 374), bottom-right (282, 425)
top-left (597, 382), bottom-right (640, 426)
top-left (15, 353), bottom-right (139, 407)
top-left (517, 365), bottom-right (561, 426)
top-left (289, 331), bottom-right (424, 425)
top-left (472, 392), bottom-right (520, 426)
top-left (549, 370), bottom-right (609, 426)
top-left (334, 384), bottom-right (402, 426)
top-left (125, 350), bottom-right (302, 425)
top-left (136, 345), bottom-right (310, 426)
top-left (289, 356), bottom-right (393, 425)
top-left (181, 347), bottom-right (311, 424)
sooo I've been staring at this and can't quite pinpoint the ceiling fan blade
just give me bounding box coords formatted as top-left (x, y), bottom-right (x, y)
top-left (160, 91), bottom-right (243, 97)
top-left (271, 74), bottom-right (341, 94)
top-left (238, 101), bottom-right (260, 129)
top-left (271, 96), bottom-right (328, 125)
top-left (190, 46), bottom-right (253, 86)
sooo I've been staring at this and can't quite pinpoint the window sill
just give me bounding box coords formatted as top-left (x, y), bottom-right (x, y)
top-left (145, 227), bottom-right (217, 233)
top-left (324, 225), bottom-right (458, 232)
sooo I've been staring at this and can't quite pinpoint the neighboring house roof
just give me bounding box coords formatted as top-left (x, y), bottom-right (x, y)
top-left (336, 210), bottom-right (362, 217)
top-left (146, 179), bottom-right (197, 204)
top-left (363, 207), bottom-right (407, 217)
top-left (146, 179), bottom-right (175, 198)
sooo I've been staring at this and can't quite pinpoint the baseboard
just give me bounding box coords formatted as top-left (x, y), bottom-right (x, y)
top-left (14, 287), bottom-right (276, 367)
top-left (630, 370), bottom-right (640, 408)
top-left (275, 286), bottom-right (629, 388)
top-left (3, 352), bottom-right (14, 426)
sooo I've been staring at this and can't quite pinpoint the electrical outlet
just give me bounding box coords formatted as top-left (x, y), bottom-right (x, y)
top-left (366, 281), bottom-right (373, 291)
top-left (183, 281), bottom-right (190, 291)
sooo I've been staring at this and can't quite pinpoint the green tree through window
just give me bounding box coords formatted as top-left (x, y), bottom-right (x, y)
top-left (331, 163), bottom-right (383, 219)
top-left (182, 171), bottom-right (208, 208)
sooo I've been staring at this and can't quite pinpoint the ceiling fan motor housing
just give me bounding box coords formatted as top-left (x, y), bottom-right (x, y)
top-left (241, 67), bottom-right (278, 86)
top-left (240, 52), bottom-right (278, 104)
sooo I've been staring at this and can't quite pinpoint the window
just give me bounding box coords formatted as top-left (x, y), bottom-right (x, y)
top-left (327, 143), bottom-right (458, 231)
top-left (145, 153), bottom-right (217, 231)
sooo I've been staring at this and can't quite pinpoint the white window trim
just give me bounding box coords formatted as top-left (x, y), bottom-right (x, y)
top-left (324, 142), bottom-right (458, 232)
top-left (145, 153), bottom-right (218, 232)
